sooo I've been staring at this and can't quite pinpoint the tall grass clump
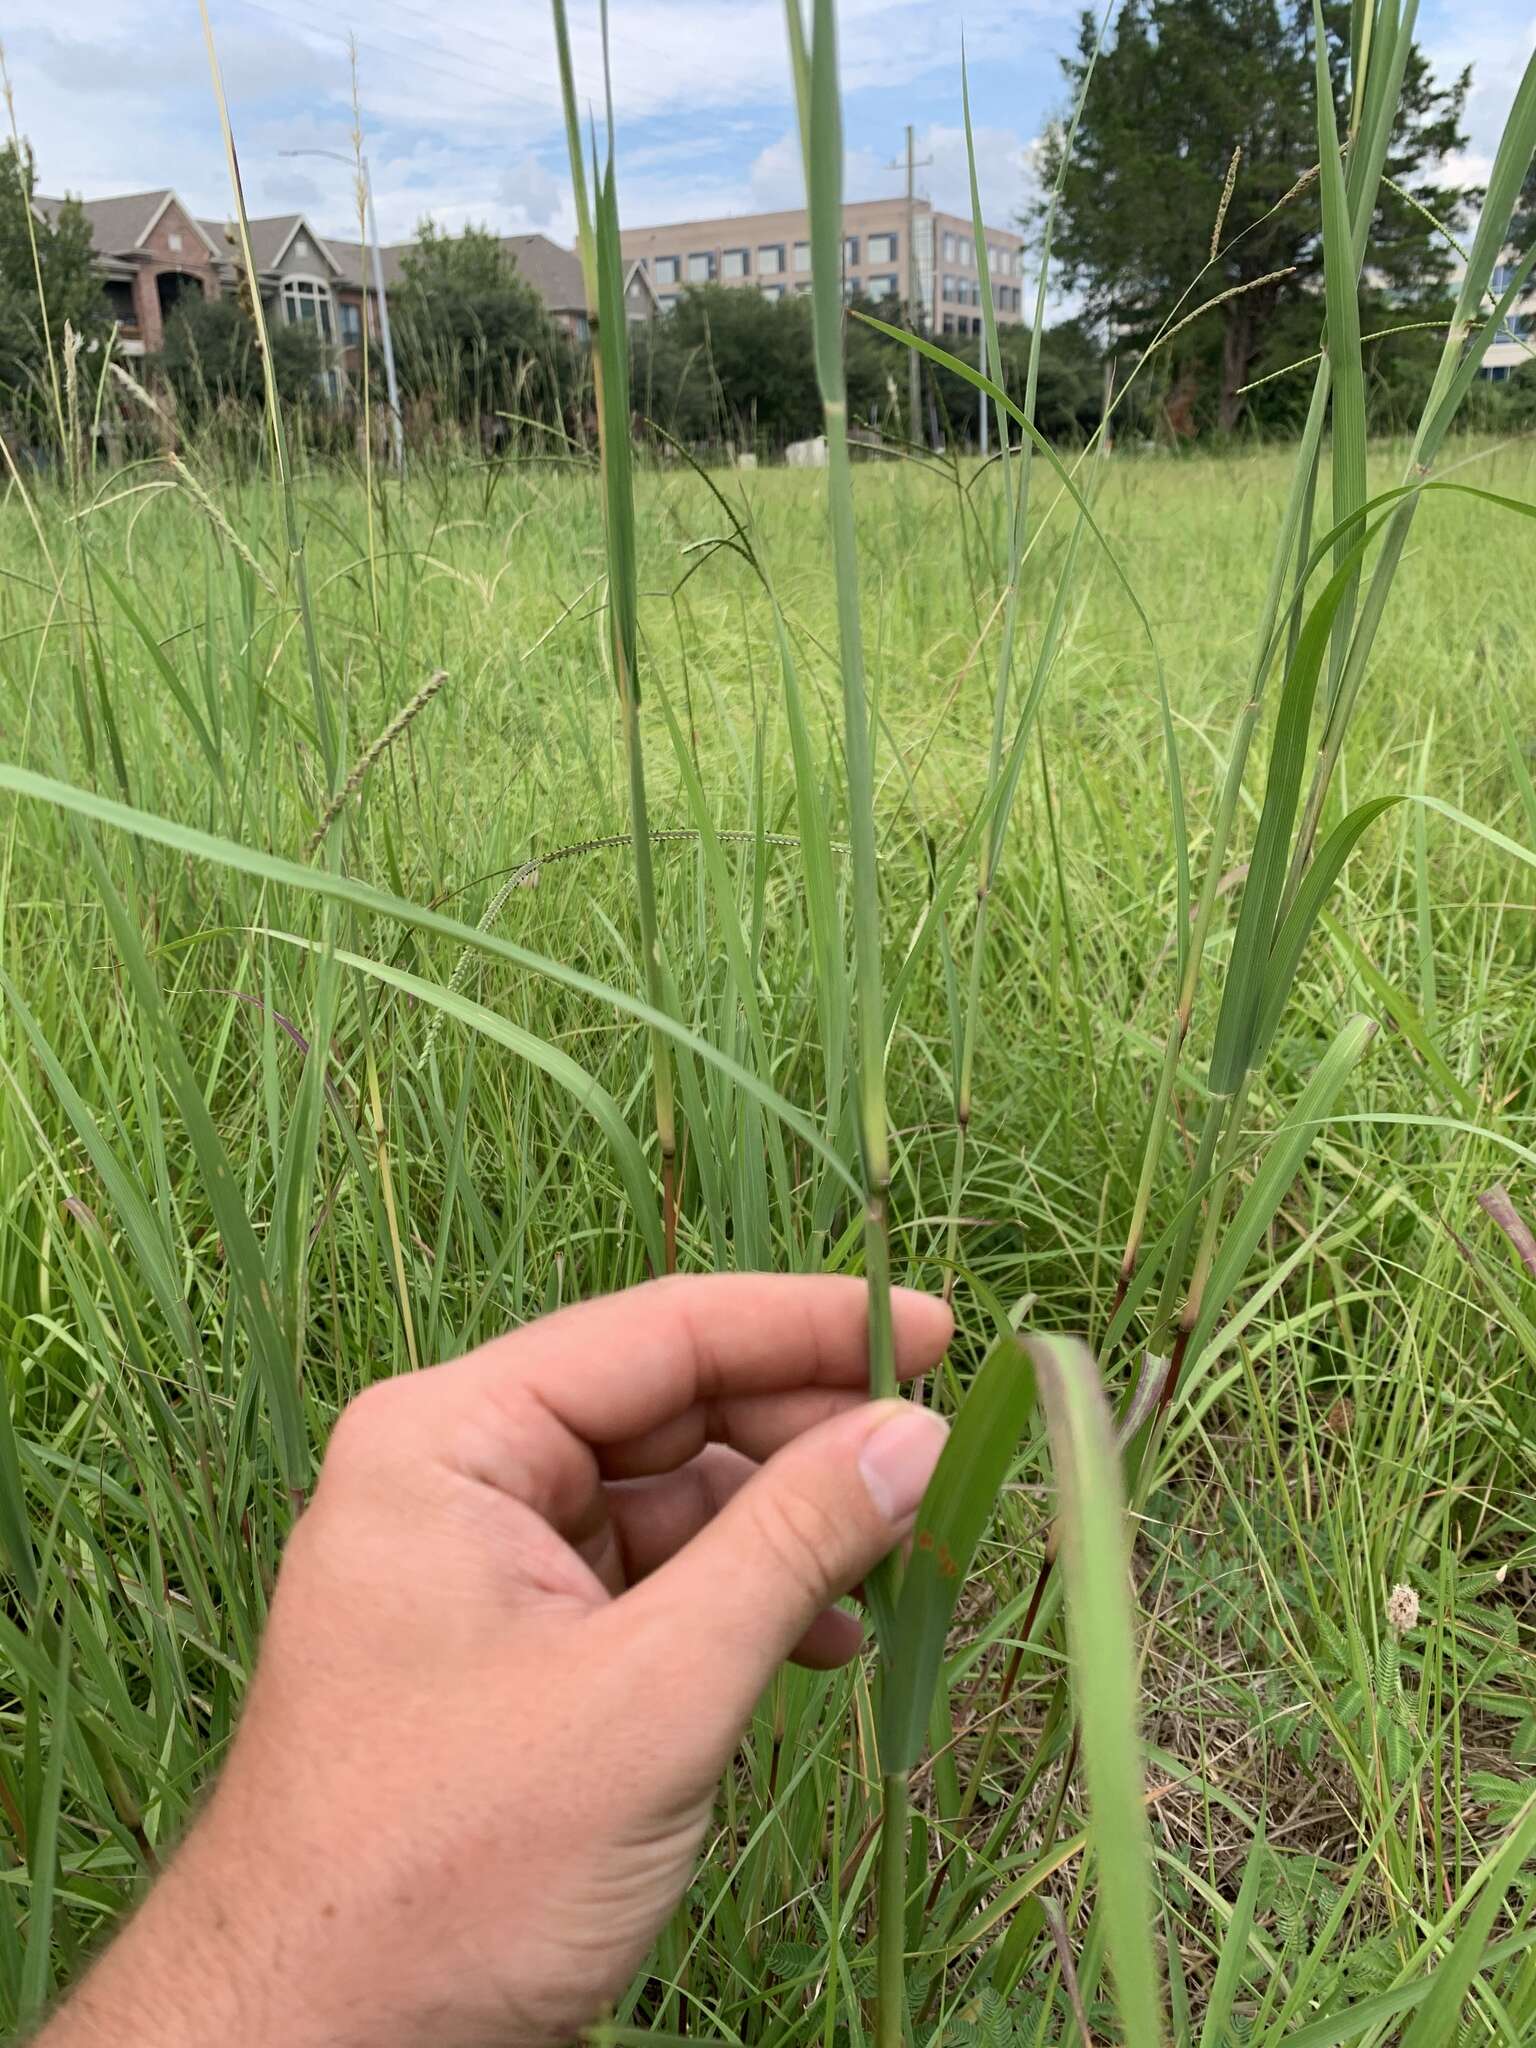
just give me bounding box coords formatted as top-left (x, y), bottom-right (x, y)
top-left (552, 0), bottom-right (680, 1270)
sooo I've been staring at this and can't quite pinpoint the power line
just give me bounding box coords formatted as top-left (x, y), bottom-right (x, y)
top-left (226, 0), bottom-right (572, 121)
top-left (358, 0), bottom-right (713, 103)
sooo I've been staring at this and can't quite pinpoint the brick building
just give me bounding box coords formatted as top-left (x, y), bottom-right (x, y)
top-left (620, 196), bottom-right (1027, 335)
top-left (33, 190), bottom-right (620, 399)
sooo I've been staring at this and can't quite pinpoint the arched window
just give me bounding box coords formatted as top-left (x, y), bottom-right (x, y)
top-left (281, 275), bottom-right (337, 345)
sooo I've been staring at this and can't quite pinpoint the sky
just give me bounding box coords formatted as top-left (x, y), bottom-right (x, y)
top-left (2, 2), bottom-right (1533, 250)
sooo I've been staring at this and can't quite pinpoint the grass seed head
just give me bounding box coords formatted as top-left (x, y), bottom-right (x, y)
top-left (1386, 1583), bottom-right (1419, 1635)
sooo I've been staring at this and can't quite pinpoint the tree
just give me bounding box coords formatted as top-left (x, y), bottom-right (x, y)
top-left (927, 320), bottom-right (1104, 443)
top-left (1513, 158), bottom-right (1536, 253)
top-left (633, 285), bottom-right (822, 446)
top-left (1040, 2), bottom-right (1471, 432)
top-left (635, 286), bottom-right (961, 449)
top-left (391, 221), bottom-right (571, 428)
top-left (0, 141), bottom-right (107, 430)
top-left (158, 296), bottom-right (324, 416)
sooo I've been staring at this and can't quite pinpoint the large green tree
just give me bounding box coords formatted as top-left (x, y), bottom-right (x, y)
top-left (633, 286), bottom-right (823, 446)
top-left (0, 141), bottom-right (107, 430)
top-left (391, 221), bottom-right (572, 427)
top-left (1040, 2), bottom-right (1471, 431)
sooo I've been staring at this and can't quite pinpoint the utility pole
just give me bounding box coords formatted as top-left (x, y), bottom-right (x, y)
top-left (979, 317), bottom-right (989, 459)
top-left (889, 125), bottom-right (932, 446)
top-left (280, 145), bottom-right (404, 475)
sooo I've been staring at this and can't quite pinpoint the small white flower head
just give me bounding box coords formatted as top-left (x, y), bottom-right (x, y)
top-left (1386, 1583), bottom-right (1419, 1635)
top-left (1495, 1564), bottom-right (1508, 1586)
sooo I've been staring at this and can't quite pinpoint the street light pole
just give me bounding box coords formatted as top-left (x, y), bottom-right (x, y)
top-left (360, 156), bottom-right (404, 475)
top-left (280, 145), bottom-right (403, 474)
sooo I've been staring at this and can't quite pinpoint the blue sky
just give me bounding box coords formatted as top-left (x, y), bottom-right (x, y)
top-left (3, 3), bottom-right (1532, 248)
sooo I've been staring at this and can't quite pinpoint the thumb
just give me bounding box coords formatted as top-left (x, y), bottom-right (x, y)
top-left (625, 1398), bottom-right (949, 1731)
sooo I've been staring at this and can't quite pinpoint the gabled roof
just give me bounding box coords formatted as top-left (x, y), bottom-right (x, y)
top-left (34, 189), bottom-right (223, 263)
top-left (330, 229), bottom-right (585, 312)
top-left (197, 214), bottom-right (341, 277)
top-left (501, 232), bottom-right (585, 313)
top-left (327, 236), bottom-right (411, 293)
top-left (623, 258), bottom-right (659, 311)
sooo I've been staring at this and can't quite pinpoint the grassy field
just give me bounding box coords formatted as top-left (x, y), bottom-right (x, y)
top-left (0, 422), bottom-right (1534, 2038)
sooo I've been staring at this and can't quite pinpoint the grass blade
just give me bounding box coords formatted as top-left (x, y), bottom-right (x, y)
top-left (1027, 1334), bottom-right (1163, 2048)
top-left (880, 1333), bottom-right (1038, 1775)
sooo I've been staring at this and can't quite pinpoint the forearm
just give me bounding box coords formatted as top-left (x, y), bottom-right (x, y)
top-left (36, 1828), bottom-right (341, 2048)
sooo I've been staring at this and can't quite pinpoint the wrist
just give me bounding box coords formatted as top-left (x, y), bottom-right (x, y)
top-left (39, 1820), bottom-right (361, 2048)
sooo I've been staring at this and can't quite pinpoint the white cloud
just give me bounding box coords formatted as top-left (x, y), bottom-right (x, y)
top-left (1421, 10), bottom-right (1536, 191)
top-left (7, 0), bottom-right (1518, 268)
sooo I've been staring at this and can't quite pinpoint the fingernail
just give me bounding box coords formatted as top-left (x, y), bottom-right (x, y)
top-left (859, 1404), bottom-right (949, 1525)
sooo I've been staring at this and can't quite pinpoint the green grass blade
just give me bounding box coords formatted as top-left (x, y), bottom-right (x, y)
top-left (0, 765), bottom-right (859, 1196)
top-left (1253, 794), bottom-right (1402, 1056)
top-left (1026, 1334), bottom-right (1163, 2048)
top-left (1208, 519), bottom-right (1382, 1096)
top-left (1399, 1795), bottom-right (1536, 2048)
top-left (880, 1334), bottom-right (1038, 1774)
top-left (800, 0), bottom-right (892, 1394)
top-left (1196, 1823), bottom-right (1267, 2048)
top-left (549, 0), bottom-right (596, 292)
top-left (78, 834), bottom-right (310, 1493)
top-left (1187, 1015), bottom-right (1377, 1366)
top-left (852, 310), bottom-right (1165, 690)
top-left (1312, 0), bottom-right (1366, 701)
top-left (270, 932), bottom-right (666, 1275)
top-left (1281, 1930), bottom-right (1536, 2048)
top-left (19, 1624), bottom-right (70, 2026)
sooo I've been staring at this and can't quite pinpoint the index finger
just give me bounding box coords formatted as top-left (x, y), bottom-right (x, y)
top-left (460, 1273), bottom-right (952, 1446)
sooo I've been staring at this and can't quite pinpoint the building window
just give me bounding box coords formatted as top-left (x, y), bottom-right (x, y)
top-left (941, 273), bottom-right (956, 301)
top-left (760, 283), bottom-right (783, 300)
top-left (793, 240), bottom-right (811, 273)
top-left (722, 247), bottom-right (749, 279)
top-left (338, 299), bottom-right (362, 345)
top-left (942, 232), bottom-right (957, 263)
top-left (868, 231), bottom-right (897, 265)
top-left (844, 235), bottom-right (859, 266)
top-left (959, 238), bottom-right (973, 266)
top-left (942, 313), bottom-right (955, 334)
top-left (687, 252), bottom-right (714, 283)
top-left (1492, 262), bottom-right (1516, 293)
top-left (796, 280), bottom-right (812, 295)
top-left (655, 255), bottom-right (680, 284)
top-left (167, 230), bottom-right (183, 253)
top-left (866, 273), bottom-right (898, 301)
top-left (658, 292), bottom-right (678, 312)
top-left (282, 276), bottom-right (336, 344)
top-left (758, 243), bottom-right (784, 275)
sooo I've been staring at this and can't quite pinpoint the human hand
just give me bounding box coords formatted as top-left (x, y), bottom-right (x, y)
top-left (43, 1275), bottom-right (952, 2048)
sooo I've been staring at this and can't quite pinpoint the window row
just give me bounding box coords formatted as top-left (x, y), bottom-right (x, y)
top-left (941, 276), bottom-right (1022, 312)
top-left (648, 229), bottom-right (900, 287)
top-left (939, 232), bottom-right (1020, 275)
